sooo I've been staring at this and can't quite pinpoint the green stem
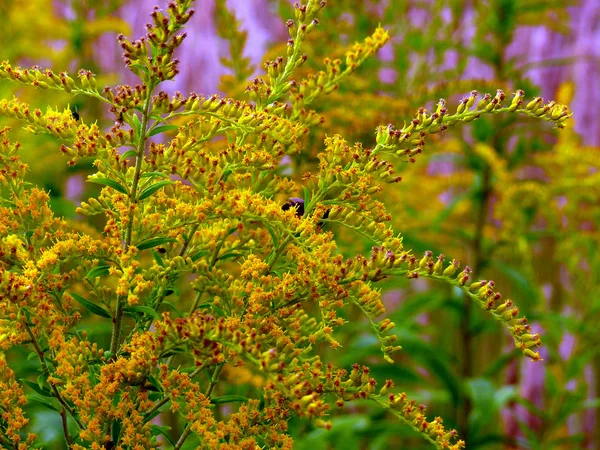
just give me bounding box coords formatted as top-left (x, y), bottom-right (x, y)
top-left (179, 223), bottom-right (199, 257)
top-left (23, 319), bottom-right (85, 432)
top-left (109, 82), bottom-right (155, 360)
top-left (188, 291), bottom-right (202, 315)
top-left (209, 235), bottom-right (227, 269)
top-left (143, 366), bottom-right (203, 423)
top-left (173, 425), bottom-right (192, 450)
top-left (60, 408), bottom-right (72, 448)
top-left (124, 86), bottom-right (155, 249)
top-left (266, 235), bottom-right (293, 273)
top-left (173, 364), bottom-right (224, 450)
top-left (205, 363), bottom-right (225, 397)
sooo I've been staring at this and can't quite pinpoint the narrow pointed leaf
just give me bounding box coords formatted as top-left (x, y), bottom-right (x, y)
top-left (130, 63), bottom-right (150, 76)
top-left (150, 425), bottom-right (176, 446)
top-left (210, 395), bottom-right (249, 405)
top-left (136, 237), bottom-right (178, 251)
top-left (162, 301), bottom-right (182, 317)
top-left (123, 305), bottom-right (159, 319)
top-left (302, 186), bottom-right (311, 208)
top-left (140, 171), bottom-right (168, 179)
top-left (120, 150), bottom-right (138, 159)
top-left (149, 124), bottom-right (179, 137)
top-left (86, 265), bottom-right (111, 279)
top-left (20, 379), bottom-right (53, 397)
top-left (263, 222), bottom-right (279, 248)
top-left (87, 178), bottom-right (128, 195)
top-left (152, 250), bottom-right (165, 267)
top-left (131, 114), bottom-right (142, 139)
top-left (27, 394), bottom-right (59, 411)
top-left (138, 180), bottom-right (173, 201)
top-left (70, 292), bottom-right (112, 319)
top-left (190, 250), bottom-right (209, 262)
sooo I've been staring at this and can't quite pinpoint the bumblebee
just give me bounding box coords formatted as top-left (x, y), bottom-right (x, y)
top-left (282, 197), bottom-right (330, 228)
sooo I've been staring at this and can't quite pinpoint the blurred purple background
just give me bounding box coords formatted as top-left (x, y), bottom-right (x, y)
top-left (88, 0), bottom-right (599, 145)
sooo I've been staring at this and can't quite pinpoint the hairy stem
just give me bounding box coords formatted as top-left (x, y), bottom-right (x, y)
top-left (174, 364), bottom-right (224, 450)
top-left (23, 319), bottom-right (85, 432)
top-left (60, 408), bottom-right (72, 448)
top-left (109, 83), bottom-right (156, 360)
top-left (143, 366), bottom-right (203, 424)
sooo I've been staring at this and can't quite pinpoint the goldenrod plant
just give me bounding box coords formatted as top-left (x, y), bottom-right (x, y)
top-left (0, 0), bottom-right (578, 448)
top-left (256, 2), bottom-right (593, 448)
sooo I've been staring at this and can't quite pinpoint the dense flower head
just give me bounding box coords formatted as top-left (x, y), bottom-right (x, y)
top-left (0, 0), bottom-right (577, 448)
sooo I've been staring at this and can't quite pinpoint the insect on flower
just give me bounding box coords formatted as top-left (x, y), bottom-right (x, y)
top-left (281, 197), bottom-right (305, 217)
top-left (70, 105), bottom-right (80, 121)
top-left (282, 197), bottom-right (330, 228)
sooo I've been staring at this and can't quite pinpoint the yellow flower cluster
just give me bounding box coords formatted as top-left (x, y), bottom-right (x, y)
top-left (0, 0), bottom-right (573, 448)
top-left (0, 354), bottom-right (35, 448)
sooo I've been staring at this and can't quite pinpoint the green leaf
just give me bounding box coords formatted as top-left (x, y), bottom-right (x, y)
top-left (70, 292), bottom-right (112, 319)
top-left (111, 421), bottom-right (122, 449)
top-left (152, 250), bottom-right (165, 267)
top-left (130, 63), bottom-right (150, 76)
top-left (196, 302), bottom-right (226, 316)
top-left (218, 252), bottom-right (244, 261)
top-left (37, 373), bottom-right (48, 389)
top-left (210, 395), bottom-right (249, 405)
top-left (190, 250), bottom-right (209, 262)
top-left (149, 124), bottom-right (179, 137)
top-left (87, 178), bottom-right (128, 195)
top-left (120, 150), bottom-right (138, 159)
top-left (489, 260), bottom-right (539, 307)
top-left (162, 301), bottom-right (182, 317)
top-left (131, 114), bottom-right (142, 139)
top-left (271, 270), bottom-right (283, 279)
top-left (138, 180), bottom-right (173, 201)
top-left (263, 222), bottom-right (279, 248)
top-left (161, 347), bottom-right (186, 358)
top-left (220, 167), bottom-right (233, 182)
top-left (123, 305), bottom-right (159, 319)
top-left (136, 237), bottom-right (178, 251)
top-left (150, 425), bottom-right (176, 447)
top-left (140, 171), bottom-right (168, 179)
top-left (27, 394), bottom-right (59, 411)
top-left (21, 379), bottom-right (53, 397)
top-left (145, 375), bottom-right (162, 392)
top-left (302, 186), bottom-right (311, 208)
top-left (86, 265), bottom-right (111, 279)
